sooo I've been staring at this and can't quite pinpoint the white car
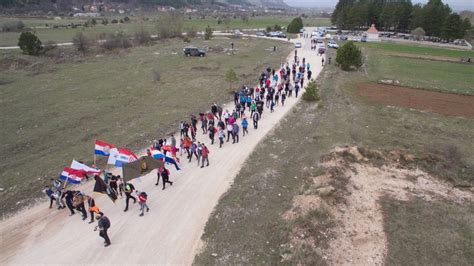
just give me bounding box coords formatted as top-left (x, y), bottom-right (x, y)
top-left (295, 42), bottom-right (302, 48)
top-left (328, 42), bottom-right (339, 49)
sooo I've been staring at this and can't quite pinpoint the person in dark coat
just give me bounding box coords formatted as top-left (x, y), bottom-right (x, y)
top-left (95, 212), bottom-right (111, 247)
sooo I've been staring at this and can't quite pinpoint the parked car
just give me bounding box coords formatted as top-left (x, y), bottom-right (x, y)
top-left (183, 46), bottom-right (206, 57)
top-left (340, 35), bottom-right (348, 41)
top-left (317, 44), bottom-right (326, 54)
top-left (234, 30), bottom-right (244, 36)
top-left (255, 31), bottom-right (265, 37)
top-left (361, 36), bottom-right (367, 42)
top-left (328, 42), bottom-right (339, 49)
top-left (295, 42), bottom-right (302, 48)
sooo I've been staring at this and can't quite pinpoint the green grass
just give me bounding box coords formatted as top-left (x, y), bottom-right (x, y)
top-left (357, 41), bottom-right (474, 58)
top-left (0, 16), bottom-right (331, 46)
top-left (367, 53), bottom-right (474, 95)
top-left (194, 48), bottom-right (474, 264)
top-left (0, 37), bottom-right (293, 217)
top-left (382, 197), bottom-right (474, 265)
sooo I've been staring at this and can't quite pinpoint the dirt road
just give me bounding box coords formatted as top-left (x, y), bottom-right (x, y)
top-left (0, 31), bottom-right (325, 264)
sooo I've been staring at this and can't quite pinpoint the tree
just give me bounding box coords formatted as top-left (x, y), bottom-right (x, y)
top-left (274, 24), bottom-right (282, 31)
top-left (225, 68), bottom-right (238, 91)
top-left (72, 32), bottom-right (91, 52)
top-left (441, 13), bottom-right (463, 41)
top-left (18, 31), bottom-right (42, 55)
top-left (336, 41), bottom-right (362, 71)
top-left (302, 80), bottom-right (320, 102)
top-left (156, 12), bottom-right (184, 39)
top-left (204, 25), bottom-right (213, 40)
top-left (411, 27), bottom-right (426, 40)
top-left (287, 17), bottom-right (303, 33)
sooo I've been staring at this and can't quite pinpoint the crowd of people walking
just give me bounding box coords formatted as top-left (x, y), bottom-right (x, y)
top-left (43, 52), bottom-right (313, 247)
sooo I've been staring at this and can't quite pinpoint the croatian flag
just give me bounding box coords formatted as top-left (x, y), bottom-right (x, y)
top-left (109, 147), bottom-right (138, 167)
top-left (95, 140), bottom-right (116, 156)
top-left (70, 160), bottom-right (101, 175)
top-left (59, 168), bottom-right (86, 184)
top-left (151, 149), bottom-right (181, 170)
top-left (151, 148), bottom-right (165, 160)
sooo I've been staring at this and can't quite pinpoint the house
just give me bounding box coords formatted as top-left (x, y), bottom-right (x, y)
top-left (366, 24), bottom-right (379, 41)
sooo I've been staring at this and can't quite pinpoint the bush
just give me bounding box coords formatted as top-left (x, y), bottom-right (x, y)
top-left (72, 32), bottom-right (91, 52)
top-left (302, 80), bottom-right (320, 101)
top-left (102, 19), bottom-right (109, 25)
top-left (266, 25), bottom-right (272, 32)
top-left (187, 26), bottom-right (197, 38)
top-left (111, 19), bottom-right (118, 24)
top-left (335, 41), bottom-right (362, 71)
top-left (134, 29), bottom-right (152, 45)
top-left (124, 16), bottom-right (130, 23)
top-left (204, 25), bottom-right (213, 40)
top-left (287, 17), bottom-right (303, 33)
top-left (101, 31), bottom-right (132, 50)
top-left (274, 24), bottom-right (282, 31)
top-left (2, 20), bottom-right (25, 32)
top-left (411, 27), bottom-right (425, 41)
top-left (18, 32), bottom-right (43, 56)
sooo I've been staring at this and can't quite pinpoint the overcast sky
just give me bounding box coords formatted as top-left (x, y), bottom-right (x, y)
top-left (284, 0), bottom-right (473, 11)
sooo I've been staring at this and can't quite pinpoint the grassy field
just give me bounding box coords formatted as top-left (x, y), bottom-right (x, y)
top-left (0, 16), bottom-right (331, 46)
top-left (194, 46), bottom-right (474, 263)
top-left (0, 37), bottom-right (293, 217)
top-left (382, 197), bottom-right (474, 265)
top-left (367, 53), bottom-right (474, 95)
top-left (358, 41), bottom-right (474, 58)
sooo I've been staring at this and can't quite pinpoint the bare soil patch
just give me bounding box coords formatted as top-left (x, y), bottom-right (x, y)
top-left (282, 146), bottom-right (474, 265)
top-left (358, 83), bottom-right (474, 118)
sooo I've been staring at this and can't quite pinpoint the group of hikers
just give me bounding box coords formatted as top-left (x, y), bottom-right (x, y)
top-left (42, 52), bottom-right (313, 248)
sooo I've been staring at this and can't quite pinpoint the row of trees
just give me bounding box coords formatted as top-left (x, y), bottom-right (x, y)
top-left (332, 0), bottom-right (471, 40)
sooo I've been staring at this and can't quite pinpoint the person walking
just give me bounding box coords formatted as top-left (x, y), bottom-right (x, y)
top-left (281, 92), bottom-right (287, 106)
top-left (170, 134), bottom-right (176, 149)
top-left (295, 84), bottom-right (300, 98)
top-left (43, 186), bottom-right (58, 209)
top-left (137, 191), bottom-right (150, 216)
top-left (226, 122), bottom-right (233, 142)
top-left (232, 123), bottom-right (240, 144)
top-left (196, 142), bottom-right (203, 166)
top-left (322, 57), bottom-right (325, 66)
top-left (155, 169), bottom-right (161, 186)
top-left (95, 212), bottom-right (111, 247)
top-left (208, 124), bottom-right (216, 144)
top-left (73, 191), bottom-right (87, 220)
top-left (200, 144), bottom-right (210, 168)
top-left (218, 128), bottom-right (225, 148)
top-left (252, 111), bottom-right (260, 129)
top-left (123, 182), bottom-right (136, 212)
top-left (159, 166), bottom-right (173, 190)
top-left (242, 117), bottom-right (248, 136)
top-left (62, 190), bottom-right (76, 216)
top-left (87, 195), bottom-right (99, 224)
top-left (189, 141), bottom-right (198, 162)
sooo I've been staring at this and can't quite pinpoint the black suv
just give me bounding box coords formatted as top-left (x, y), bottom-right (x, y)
top-left (183, 46), bottom-right (206, 57)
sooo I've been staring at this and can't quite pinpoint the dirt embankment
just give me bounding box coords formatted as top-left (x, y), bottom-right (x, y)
top-left (282, 146), bottom-right (474, 265)
top-left (358, 83), bottom-right (474, 118)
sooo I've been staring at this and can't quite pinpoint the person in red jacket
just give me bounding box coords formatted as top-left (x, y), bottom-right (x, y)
top-left (200, 144), bottom-right (210, 168)
top-left (137, 191), bottom-right (149, 217)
